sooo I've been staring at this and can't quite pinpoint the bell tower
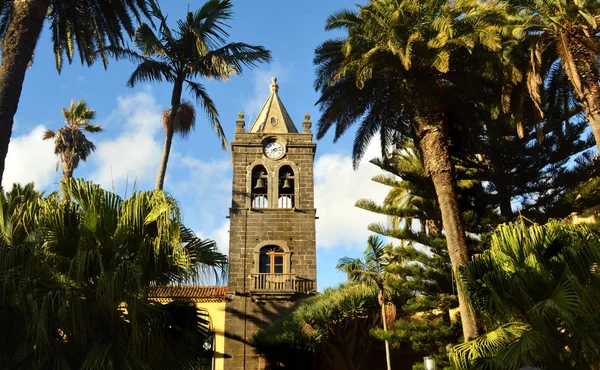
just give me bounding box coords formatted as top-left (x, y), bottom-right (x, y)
top-left (223, 78), bottom-right (317, 370)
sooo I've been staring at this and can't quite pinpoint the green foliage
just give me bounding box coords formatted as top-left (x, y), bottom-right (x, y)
top-left (252, 284), bottom-right (383, 370)
top-left (567, 174), bottom-right (600, 212)
top-left (0, 179), bottom-right (227, 369)
top-left (373, 240), bottom-right (462, 370)
top-left (451, 220), bottom-right (600, 369)
top-left (524, 153), bottom-right (600, 221)
top-left (354, 140), bottom-right (477, 368)
top-left (373, 317), bottom-right (462, 370)
top-left (0, 0), bottom-right (153, 72)
top-left (337, 235), bottom-right (388, 292)
top-left (510, 0), bottom-right (600, 111)
top-left (314, 0), bottom-right (511, 166)
top-left (0, 183), bottom-right (42, 246)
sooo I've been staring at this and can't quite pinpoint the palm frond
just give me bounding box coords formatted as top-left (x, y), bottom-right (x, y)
top-left (185, 80), bottom-right (227, 150)
top-left (453, 220), bottom-right (600, 369)
top-left (127, 59), bottom-right (173, 87)
top-left (47, 0), bottom-right (152, 73)
top-left (134, 22), bottom-right (168, 57)
top-left (42, 129), bottom-right (56, 141)
top-left (192, 42), bottom-right (272, 79)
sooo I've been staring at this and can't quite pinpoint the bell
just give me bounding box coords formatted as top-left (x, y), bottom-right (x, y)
top-left (254, 178), bottom-right (265, 190)
top-left (282, 178), bottom-right (292, 189)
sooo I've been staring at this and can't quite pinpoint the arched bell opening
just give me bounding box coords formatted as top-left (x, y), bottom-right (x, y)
top-left (277, 165), bottom-right (295, 208)
top-left (251, 165), bottom-right (268, 208)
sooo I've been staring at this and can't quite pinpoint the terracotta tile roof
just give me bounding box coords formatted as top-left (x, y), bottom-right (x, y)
top-left (149, 286), bottom-right (228, 303)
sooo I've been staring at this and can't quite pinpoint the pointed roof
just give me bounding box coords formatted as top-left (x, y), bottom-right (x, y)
top-left (249, 77), bottom-right (298, 134)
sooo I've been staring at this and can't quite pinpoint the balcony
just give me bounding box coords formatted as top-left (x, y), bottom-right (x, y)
top-left (250, 273), bottom-right (315, 295)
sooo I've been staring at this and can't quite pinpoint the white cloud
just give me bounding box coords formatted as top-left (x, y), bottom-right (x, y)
top-left (212, 221), bottom-right (230, 255)
top-left (89, 90), bottom-right (162, 191)
top-left (243, 62), bottom-right (289, 123)
top-left (314, 138), bottom-right (389, 249)
top-left (168, 152), bottom-right (232, 256)
top-left (3, 125), bottom-right (59, 189)
top-left (170, 154), bottom-right (231, 197)
top-left (169, 153), bottom-right (231, 227)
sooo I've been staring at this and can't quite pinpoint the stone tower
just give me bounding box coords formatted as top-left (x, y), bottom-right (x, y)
top-left (223, 78), bottom-right (317, 370)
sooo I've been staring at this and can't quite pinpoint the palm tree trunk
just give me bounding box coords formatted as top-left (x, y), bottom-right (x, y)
top-left (155, 78), bottom-right (184, 190)
top-left (414, 110), bottom-right (479, 342)
top-left (380, 298), bottom-right (391, 370)
top-left (563, 38), bottom-right (600, 153)
top-left (580, 76), bottom-right (600, 154)
top-left (426, 219), bottom-right (441, 237)
top-left (62, 161), bottom-right (73, 180)
top-left (0, 0), bottom-right (50, 186)
top-left (60, 160), bottom-right (73, 200)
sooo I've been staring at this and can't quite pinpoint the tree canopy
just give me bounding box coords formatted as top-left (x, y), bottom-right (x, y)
top-left (451, 220), bottom-right (600, 370)
top-left (0, 179), bottom-right (227, 369)
top-left (253, 284), bottom-right (393, 370)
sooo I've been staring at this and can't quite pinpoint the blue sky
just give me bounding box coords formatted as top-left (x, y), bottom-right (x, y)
top-left (3, 0), bottom-right (390, 290)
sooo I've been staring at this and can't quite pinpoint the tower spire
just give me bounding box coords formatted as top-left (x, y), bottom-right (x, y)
top-left (248, 76), bottom-right (298, 133)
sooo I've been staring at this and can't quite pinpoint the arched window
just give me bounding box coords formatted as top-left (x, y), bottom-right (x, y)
top-left (277, 165), bottom-right (294, 208)
top-left (251, 165), bottom-right (268, 208)
top-left (259, 246), bottom-right (285, 274)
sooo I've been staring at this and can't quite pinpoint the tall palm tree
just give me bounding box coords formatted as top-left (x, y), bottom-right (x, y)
top-left (0, 179), bottom-right (227, 368)
top-left (315, 0), bottom-right (508, 341)
top-left (108, 1), bottom-right (271, 190)
top-left (511, 0), bottom-right (600, 152)
top-left (450, 220), bottom-right (600, 370)
top-left (337, 235), bottom-right (393, 370)
top-left (43, 99), bottom-right (102, 180)
top-left (0, 0), bottom-right (153, 187)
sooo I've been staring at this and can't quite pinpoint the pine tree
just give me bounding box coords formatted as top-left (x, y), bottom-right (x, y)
top-left (357, 141), bottom-right (471, 369)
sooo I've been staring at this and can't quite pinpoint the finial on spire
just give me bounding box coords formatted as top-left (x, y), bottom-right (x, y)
top-left (302, 112), bottom-right (312, 133)
top-left (270, 77), bottom-right (278, 93)
top-left (236, 110), bottom-right (245, 133)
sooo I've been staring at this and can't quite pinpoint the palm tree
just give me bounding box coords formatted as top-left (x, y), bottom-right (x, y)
top-left (511, 0), bottom-right (600, 152)
top-left (315, 0), bottom-right (508, 341)
top-left (0, 0), bottom-right (153, 187)
top-left (450, 220), bottom-right (600, 370)
top-left (108, 1), bottom-right (271, 190)
top-left (0, 179), bottom-right (227, 368)
top-left (0, 182), bottom-right (42, 365)
top-left (337, 235), bottom-right (394, 370)
top-left (0, 182), bottom-right (41, 246)
top-left (43, 99), bottom-right (102, 180)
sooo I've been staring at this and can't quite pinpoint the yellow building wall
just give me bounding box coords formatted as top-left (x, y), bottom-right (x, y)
top-left (196, 302), bottom-right (227, 370)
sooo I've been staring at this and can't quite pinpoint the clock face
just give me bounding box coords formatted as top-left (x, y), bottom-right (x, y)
top-left (264, 141), bottom-right (284, 159)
